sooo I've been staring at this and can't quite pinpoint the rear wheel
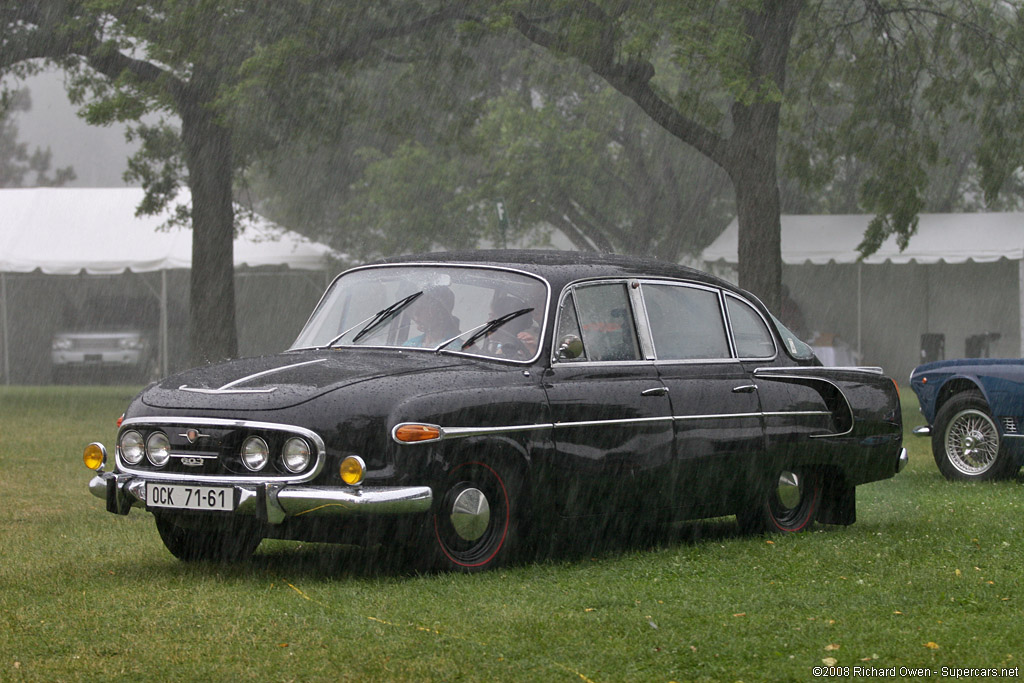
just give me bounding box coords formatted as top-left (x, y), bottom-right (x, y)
top-left (429, 461), bottom-right (519, 572)
top-left (738, 468), bottom-right (822, 534)
top-left (155, 515), bottom-right (263, 562)
top-left (932, 391), bottom-right (1016, 481)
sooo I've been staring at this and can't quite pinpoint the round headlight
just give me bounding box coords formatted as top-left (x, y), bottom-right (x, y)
top-left (146, 431), bottom-right (171, 467)
top-left (282, 437), bottom-right (311, 473)
top-left (241, 436), bottom-right (269, 472)
top-left (120, 430), bottom-right (145, 465)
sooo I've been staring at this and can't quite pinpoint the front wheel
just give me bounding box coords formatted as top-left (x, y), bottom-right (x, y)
top-left (428, 461), bottom-right (519, 572)
top-left (155, 515), bottom-right (263, 563)
top-left (737, 468), bottom-right (822, 534)
top-left (932, 391), bottom-right (1017, 481)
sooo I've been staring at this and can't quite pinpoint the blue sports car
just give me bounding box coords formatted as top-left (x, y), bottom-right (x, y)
top-left (909, 359), bottom-right (1024, 480)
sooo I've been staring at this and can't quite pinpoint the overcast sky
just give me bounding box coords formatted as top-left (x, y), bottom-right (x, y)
top-left (5, 68), bottom-right (139, 187)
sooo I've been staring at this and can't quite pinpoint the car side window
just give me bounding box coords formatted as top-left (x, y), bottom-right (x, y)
top-left (643, 283), bottom-right (730, 360)
top-left (557, 283), bottom-right (642, 362)
top-left (726, 295), bottom-right (776, 359)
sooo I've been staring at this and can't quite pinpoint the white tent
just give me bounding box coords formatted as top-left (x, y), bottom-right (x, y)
top-left (0, 187), bottom-right (337, 383)
top-left (702, 213), bottom-right (1024, 380)
top-left (702, 213), bottom-right (1024, 265)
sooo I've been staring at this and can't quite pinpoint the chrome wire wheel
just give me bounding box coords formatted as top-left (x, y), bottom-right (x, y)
top-left (943, 408), bottom-right (1000, 476)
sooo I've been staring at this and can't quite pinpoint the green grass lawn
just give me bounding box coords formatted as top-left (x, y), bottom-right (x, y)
top-left (1, 386), bottom-right (1021, 681)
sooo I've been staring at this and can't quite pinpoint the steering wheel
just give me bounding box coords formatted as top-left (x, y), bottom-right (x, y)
top-left (483, 329), bottom-right (530, 360)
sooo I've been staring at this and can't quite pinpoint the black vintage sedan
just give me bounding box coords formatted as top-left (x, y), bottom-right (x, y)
top-left (84, 251), bottom-right (906, 571)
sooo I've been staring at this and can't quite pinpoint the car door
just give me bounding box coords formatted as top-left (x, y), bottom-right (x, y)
top-left (637, 281), bottom-right (765, 517)
top-left (541, 280), bottom-right (676, 517)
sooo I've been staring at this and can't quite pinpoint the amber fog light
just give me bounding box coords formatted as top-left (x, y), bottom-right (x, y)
top-left (242, 436), bottom-right (270, 472)
top-left (146, 431), bottom-right (171, 467)
top-left (84, 442), bottom-right (107, 471)
top-left (340, 455), bottom-right (365, 486)
top-left (282, 437), bottom-right (311, 473)
top-left (120, 430), bottom-right (144, 465)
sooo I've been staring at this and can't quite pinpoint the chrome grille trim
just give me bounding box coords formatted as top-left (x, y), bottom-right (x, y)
top-left (115, 416), bottom-right (326, 484)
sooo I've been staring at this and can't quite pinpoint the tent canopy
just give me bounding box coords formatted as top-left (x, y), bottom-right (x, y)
top-left (0, 187), bottom-right (335, 274)
top-left (702, 213), bottom-right (1024, 266)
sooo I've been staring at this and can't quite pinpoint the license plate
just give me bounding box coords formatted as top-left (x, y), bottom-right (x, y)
top-left (146, 483), bottom-right (234, 511)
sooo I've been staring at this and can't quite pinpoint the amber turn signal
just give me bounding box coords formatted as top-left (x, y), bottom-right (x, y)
top-left (340, 455), bottom-right (365, 486)
top-left (393, 423), bottom-right (442, 443)
top-left (84, 442), bottom-right (107, 471)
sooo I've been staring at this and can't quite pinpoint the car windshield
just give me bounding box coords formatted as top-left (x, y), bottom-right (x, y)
top-left (291, 265), bottom-right (548, 361)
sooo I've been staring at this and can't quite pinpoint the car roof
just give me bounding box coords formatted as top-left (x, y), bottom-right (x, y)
top-left (373, 249), bottom-right (741, 295)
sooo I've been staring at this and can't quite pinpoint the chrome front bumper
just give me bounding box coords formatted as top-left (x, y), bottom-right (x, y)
top-left (89, 472), bottom-right (433, 524)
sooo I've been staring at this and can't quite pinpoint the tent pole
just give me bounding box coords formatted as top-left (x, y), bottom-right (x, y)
top-left (857, 263), bottom-right (862, 360)
top-left (1, 273), bottom-right (8, 386)
top-left (161, 270), bottom-right (168, 377)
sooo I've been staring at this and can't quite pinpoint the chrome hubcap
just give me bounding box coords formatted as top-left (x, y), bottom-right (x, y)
top-left (776, 471), bottom-right (802, 510)
top-left (450, 487), bottom-right (490, 542)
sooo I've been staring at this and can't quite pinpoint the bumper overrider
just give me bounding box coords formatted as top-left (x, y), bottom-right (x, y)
top-left (84, 442), bottom-right (432, 524)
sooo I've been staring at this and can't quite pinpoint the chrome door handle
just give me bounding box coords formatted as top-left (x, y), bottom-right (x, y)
top-left (732, 384), bottom-right (758, 393)
top-left (641, 387), bottom-right (670, 397)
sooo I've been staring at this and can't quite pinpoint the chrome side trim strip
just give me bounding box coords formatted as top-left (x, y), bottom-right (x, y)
top-left (670, 412), bottom-right (764, 422)
top-left (754, 366), bottom-right (884, 376)
top-left (395, 408), bottom-right (847, 444)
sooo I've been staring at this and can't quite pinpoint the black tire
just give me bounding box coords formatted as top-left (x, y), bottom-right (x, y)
top-left (737, 468), bottom-right (822, 534)
top-left (155, 515), bottom-right (263, 563)
top-left (932, 391), bottom-right (1017, 481)
top-left (429, 460), bottom-right (519, 572)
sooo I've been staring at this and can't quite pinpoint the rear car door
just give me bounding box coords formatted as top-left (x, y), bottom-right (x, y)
top-left (638, 281), bottom-right (765, 517)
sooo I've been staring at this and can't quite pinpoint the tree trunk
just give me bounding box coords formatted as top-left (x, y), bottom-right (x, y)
top-left (180, 103), bottom-right (238, 366)
top-left (732, 159), bottom-right (783, 312)
top-left (725, 0), bottom-right (802, 314)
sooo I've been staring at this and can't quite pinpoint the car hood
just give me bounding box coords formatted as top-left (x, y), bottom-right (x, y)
top-left (140, 348), bottom-right (481, 412)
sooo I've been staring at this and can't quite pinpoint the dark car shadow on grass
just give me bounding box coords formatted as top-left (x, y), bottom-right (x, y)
top-left (128, 516), bottom-right (791, 581)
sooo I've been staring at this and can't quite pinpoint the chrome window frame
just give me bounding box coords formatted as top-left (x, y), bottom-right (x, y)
top-left (291, 262), bottom-right (551, 366)
top-left (636, 279), bottom-right (736, 364)
top-left (550, 278), bottom-right (653, 367)
top-left (722, 291), bottom-right (779, 362)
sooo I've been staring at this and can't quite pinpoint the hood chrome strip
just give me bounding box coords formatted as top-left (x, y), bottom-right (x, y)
top-left (179, 358), bottom-right (328, 395)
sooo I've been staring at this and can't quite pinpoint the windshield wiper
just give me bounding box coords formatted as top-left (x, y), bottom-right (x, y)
top-left (327, 291), bottom-right (423, 347)
top-left (436, 307), bottom-right (534, 353)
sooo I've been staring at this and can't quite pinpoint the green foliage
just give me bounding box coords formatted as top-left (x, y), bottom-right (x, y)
top-left (251, 31), bottom-right (734, 261)
top-left (781, 0), bottom-right (1024, 256)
